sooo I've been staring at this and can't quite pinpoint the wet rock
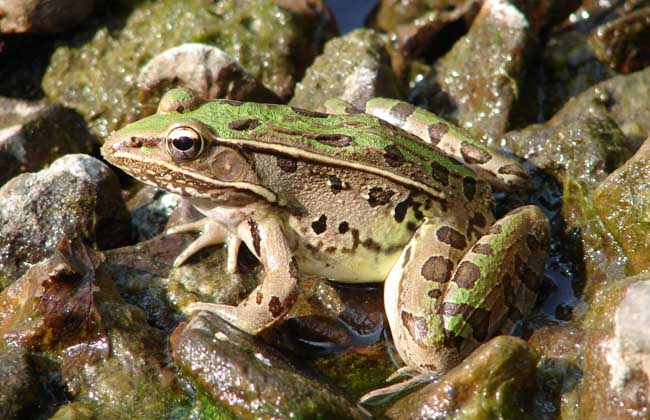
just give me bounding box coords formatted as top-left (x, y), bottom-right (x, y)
top-left (0, 98), bottom-right (94, 187)
top-left (42, 0), bottom-right (337, 138)
top-left (385, 335), bottom-right (538, 419)
top-left (0, 347), bottom-right (34, 419)
top-left (0, 154), bottom-right (130, 287)
top-left (126, 186), bottom-right (180, 242)
top-left (580, 274), bottom-right (650, 419)
top-left (367, 0), bottom-right (477, 34)
top-left (138, 44), bottom-right (282, 104)
top-left (0, 0), bottom-right (95, 33)
top-left (171, 310), bottom-right (364, 419)
top-left (588, 6), bottom-right (650, 73)
top-left (594, 136), bottom-right (650, 274)
top-left (528, 325), bottom-right (584, 419)
top-left (290, 29), bottom-right (402, 112)
top-left (0, 238), bottom-right (191, 418)
top-left (49, 402), bottom-right (96, 420)
top-left (414, 0), bottom-right (532, 143)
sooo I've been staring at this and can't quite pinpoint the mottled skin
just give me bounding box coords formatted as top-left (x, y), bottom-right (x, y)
top-left (101, 88), bottom-right (549, 394)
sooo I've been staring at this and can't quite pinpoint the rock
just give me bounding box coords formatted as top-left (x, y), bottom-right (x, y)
top-left (0, 238), bottom-right (192, 418)
top-left (385, 335), bottom-right (538, 419)
top-left (579, 274), bottom-right (650, 419)
top-left (171, 310), bottom-right (365, 419)
top-left (413, 0), bottom-right (532, 143)
top-left (0, 154), bottom-right (130, 287)
top-left (367, 0), bottom-right (477, 34)
top-left (528, 325), bottom-right (584, 419)
top-left (594, 136), bottom-right (650, 274)
top-left (42, 0), bottom-right (337, 138)
top-left (138, 44), bottom-right (283, 104)
top-left (0, 0), bottom-right (95, 33)
top-left (0, 347), bottom-right (34, 419)
top-left (0, 98), bottom-right (95, 187)
top-left (126, 186), bottom-right (180, 242)
top-left (290, 28), bottom-right (402, 111)
top-left (588, 6), bottom-right (650, 73)
top-left (48, 402), bottom-right (96, 420)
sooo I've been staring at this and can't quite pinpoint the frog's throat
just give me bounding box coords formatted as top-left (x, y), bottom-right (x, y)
top-left (111, 150), bottom-right (278, 203)
top-left (217, 137), bottom-right (446, 200)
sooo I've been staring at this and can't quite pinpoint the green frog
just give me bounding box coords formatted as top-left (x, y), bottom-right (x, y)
top-left (101, 87), bottom-right (549, 393)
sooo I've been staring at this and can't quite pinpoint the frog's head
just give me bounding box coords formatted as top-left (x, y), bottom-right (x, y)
top-left (101, 87), bottom-right (277, 204)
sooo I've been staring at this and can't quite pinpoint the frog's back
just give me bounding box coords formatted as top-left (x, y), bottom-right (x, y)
top-left (191, 100), bottom-right (482, 200)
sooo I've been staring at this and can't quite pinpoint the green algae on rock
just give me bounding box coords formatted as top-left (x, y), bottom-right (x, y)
top-left (594, 136), bottom-right (650, 275)
top-left (42, 0), bottom-right (337, 139)
top-left (385, 336), bottom-right (538, 420)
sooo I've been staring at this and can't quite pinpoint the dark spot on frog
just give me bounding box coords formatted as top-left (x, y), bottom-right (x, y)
top-left (407, 221), bottom-right (417, 231)
top-left (248, 219), bottom-right (261, 257)
top-left (436, 226), bottom-right (467, 250)
top-left (315, 133), bottom-right (353, 148)
top-left (427, 289), bottom-right (442, 299)
top-left (389, 102), bottom-right (416, 127)
top-left (368, 187), bottom-right (395, 207)
top-left (427, 122), bottom-right (448, 145)
top-left (439, 302), bottom-right (490, 342)
top-left (463, 177), bottom-right (477, 201)
top-left (452, 261), bottom-right (481, 289)
top-left (362, 238), bottom-right (381, 252)
top-left (421, 256), bottom-right (454, 283)
top-left (470, 212), bottom-right (487, 229)
top-left (288, 257), bottom-right (300, 279)
top-left (460, 141), bottom-right (492, 164)
top-left (291, 107), bottom-right (329, 118)
top-left (488, 224), bottom-right (502, 235)
top-left (430, 162), bottom-right (449, 185)
top-left (328, 175), bottom-right (345, 193)
top-left (341, 228), bottom-right (361, 254)
top-left (498, 163), bottom-right (527, 178)
top-left (228, 119), bottom-right (262, 131)
top-left (325, 246), bottom-right (337, 254)
top-left (311, 215), bottom-right (327, 235)
top-left (383, 145), bottom-right (406, 167)
top-left (394, 194), bottom-right (423, 223)
top-left (472, 243), bottom-right (493, 256)
top-left (276, 156), bottom-right (297, 173)
top-left (268, 296), bottom-right (284, 317)
top-left (338, 221), bottom-right (349, 234)
top-left (401, 310), bottom-right (429, 347)
top-left (256, 291), bottom-right (263, 305)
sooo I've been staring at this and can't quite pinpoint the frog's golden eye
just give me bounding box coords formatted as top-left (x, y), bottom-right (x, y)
top-left (165, 126), bottom-right (204, 161)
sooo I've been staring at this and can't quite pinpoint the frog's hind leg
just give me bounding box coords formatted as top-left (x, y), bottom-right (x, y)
top-left (442, 205), bottom-right (550, 345)
top-left (363, 97), bottom-right (529, 192)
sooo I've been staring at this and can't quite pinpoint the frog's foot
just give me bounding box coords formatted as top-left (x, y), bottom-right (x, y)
top-left (167, 218), bottom-right (241, 273)
top-left (358, 372), bottom-right (438, 406)
top-left (186, 302), bottom-right (238, 325)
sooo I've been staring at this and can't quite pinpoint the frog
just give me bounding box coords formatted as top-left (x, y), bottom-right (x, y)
top-left (101, 87), bottom-right (549, 396)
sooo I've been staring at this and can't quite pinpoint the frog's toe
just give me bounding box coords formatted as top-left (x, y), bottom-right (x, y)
top-left (186, 302), bottom-right (238, 325)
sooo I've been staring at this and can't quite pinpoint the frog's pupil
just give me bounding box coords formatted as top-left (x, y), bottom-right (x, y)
top-left (173, 136), bottom-right (194, 151)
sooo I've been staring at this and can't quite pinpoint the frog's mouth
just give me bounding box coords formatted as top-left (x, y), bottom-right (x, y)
top-left (103, 146), bottom-right (277, 203)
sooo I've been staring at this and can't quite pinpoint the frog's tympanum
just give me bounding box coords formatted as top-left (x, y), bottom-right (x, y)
top-left (101, 88), bottom-right (549, 395)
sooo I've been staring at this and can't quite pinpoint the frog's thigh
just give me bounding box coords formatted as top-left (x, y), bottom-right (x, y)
top-left (442, 205), bottom-right (550, 348)
top-left (384, 216), bottom-right (471, 372)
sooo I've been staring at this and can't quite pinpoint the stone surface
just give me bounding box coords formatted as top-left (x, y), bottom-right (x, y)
top-left (290, 28), bottom-right (402, 111)
top-left (385, 336), bottom-right (538, 419)
top-left (594, 136), bottom-right (650, 274)
top-left (138, 43), bottom-right (282, 104)
top-left (414, 0), bottom-right (532, 143)
top-left (0, 154), bottom-right (130, 287)
top-left (0, 0), bottom-right (95, 33)
top-left (0, 98), bottom-right (94, 187)
top-left (0, 347), bottom-right (34, 419)
top-left (171, 311), bottom-right (365, 419)
top-left (42, 0), bottom-right (337, 139)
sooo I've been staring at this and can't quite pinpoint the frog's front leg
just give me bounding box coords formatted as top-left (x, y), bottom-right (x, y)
top-left (189, 215), bottom-right (299, 335)
top-left (385, 205), bottom-right (549, 376)
top-left (166, 218), bottom-right (241, 273)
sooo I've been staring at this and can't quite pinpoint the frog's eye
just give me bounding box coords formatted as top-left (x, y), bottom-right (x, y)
top-left (166, 126), bottom-right (204, 160)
